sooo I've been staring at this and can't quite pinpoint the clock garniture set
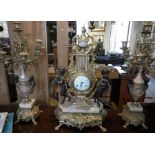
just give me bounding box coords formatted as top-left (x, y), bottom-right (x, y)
top-left (53, 27), bottom-right (110, 132)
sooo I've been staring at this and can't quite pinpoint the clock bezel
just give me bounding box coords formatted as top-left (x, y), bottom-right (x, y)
top-left (69, 71), bottom-right (96, 95)
top-left (73, 75), bottom-right (91, 92)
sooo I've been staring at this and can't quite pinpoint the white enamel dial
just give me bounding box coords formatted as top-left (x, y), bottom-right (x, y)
top-left (74, 75), bottom-right (90, 91)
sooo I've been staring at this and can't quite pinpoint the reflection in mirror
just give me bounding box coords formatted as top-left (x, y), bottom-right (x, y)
top-left (47, 21), bottom-right (77, 106)
top-left (77, 21), bottom-right (107, 54)
top-left (76, 21), bottom-right (133, 55)
top-left (109, 21), bottom-right (132, 54)
top-left (46, 21), bottom-right (58, 106)
top-left (0, 21), bottom-right (17, 103)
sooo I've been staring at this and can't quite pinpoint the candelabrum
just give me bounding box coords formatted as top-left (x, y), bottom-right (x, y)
top-left (0, 25), bottom-right (10, 97)
top-left (0, 34), bottom-right (2, 93)
top-left (1, 22), bottom-right (44, 125)
top-left (0, 51), bottom-right (6, 95)
top-left (119, 21), bottom-right (155, 129)
top-left (120, 41), bottom-right (130, 70)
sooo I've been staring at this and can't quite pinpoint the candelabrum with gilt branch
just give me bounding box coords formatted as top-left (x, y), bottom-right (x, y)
top-left (0, 25), bottom-right (11, 98)
top-left (0, 25), bottom-right (6, 94)
top-left (0, 22), bottom-right (44, 125)
top-left (119, 21), bottom-right (155, 129)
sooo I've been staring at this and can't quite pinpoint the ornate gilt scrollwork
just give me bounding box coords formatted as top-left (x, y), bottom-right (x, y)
top-left (52, 27), bottom-right (109, 132)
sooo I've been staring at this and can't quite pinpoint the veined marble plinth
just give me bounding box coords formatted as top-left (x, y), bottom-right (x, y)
top-left (59, 100), bottom-right (101, 113)
top-left (127, 102), bottom-right (143, 112)
top-left (19, 99), bottom-right (35, 109)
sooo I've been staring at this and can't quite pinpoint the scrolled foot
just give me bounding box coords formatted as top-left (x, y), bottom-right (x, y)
top-left (55, 123), bottom-right (63, 131)
top-left (14, 119), bottom-right (20, 124)
top-left (32, 117), bottom-right (37, 125)
top-left (123, 122), bottom-right (129, 128)
top-left (142, 124), bottom-right (148, 130)
top-left (15, 115), bottom-right (20, 124)
top-left (99, 126), bottom-right (107, 132)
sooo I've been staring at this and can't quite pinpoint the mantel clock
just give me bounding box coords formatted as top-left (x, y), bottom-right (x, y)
top-left (53, 27), bottom-right (110, 132)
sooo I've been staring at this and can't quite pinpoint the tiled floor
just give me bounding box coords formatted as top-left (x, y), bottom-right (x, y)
top-left (145, 75), bottom-right (155, 103)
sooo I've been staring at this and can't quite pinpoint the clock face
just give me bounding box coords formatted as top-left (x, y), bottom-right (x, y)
top-left (74, 75), bottom-right (90, 91)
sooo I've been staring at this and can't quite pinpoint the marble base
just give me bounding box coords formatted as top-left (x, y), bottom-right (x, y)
top-left (127, 102), bottom-right (143, 112)
top-left (59, 99), bottom-right (101, 113)
top-left (19, 99), bottom-right (35, 109)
